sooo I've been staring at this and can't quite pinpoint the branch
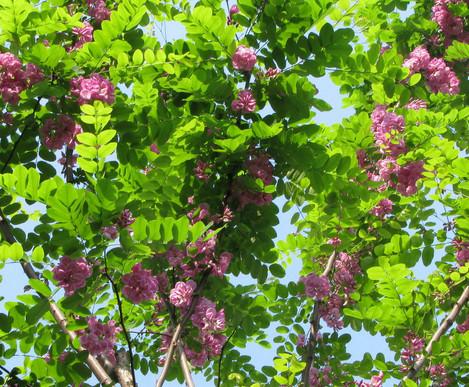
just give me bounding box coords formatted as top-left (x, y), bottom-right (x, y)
top-left (103, 254), bottom-right (137, 387)
top-left (403, 285), bottom-right (469, 383)
top-left (0, 211), bottom-right (113, 386)
top-left (216, 326), bottom-right (238, 387)
top-left (155, 271), bottom-right (210, 387)
top-left (0, 365), bottom-right (32, 386)
top-left (301, 251), bottom-right (336, 386)
top-left (1, 98), bottom-right (42, 174)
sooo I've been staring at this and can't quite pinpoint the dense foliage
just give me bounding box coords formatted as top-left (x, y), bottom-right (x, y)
top-left (0, 0), bottom-right (468, 386)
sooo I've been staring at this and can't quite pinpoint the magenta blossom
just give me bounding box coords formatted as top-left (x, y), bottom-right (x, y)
top-left (169, 281), bottom-right (196, 308)
top-left (122, 263), bottom-right (159, 304)
top-left (191, 297), bottom-right (225, 332)
top-left (52, 256), bottom-right (92, 296)
top-left (70, 73), bottom-right (115, 105)
top-left (370, 199), bottom-right (393, 218)
top-left (40, 115), bottom-right (82, 150)
top-left (406, 99), bottom-right (428, 110)
top-left (80, 317), bottom-right (121, 364)
top-left (71, 22), bottom-right (93, 50)
top-left (87, 0), bottom-right (111, 23)
top-left (231, 89), bottom-right (256, 114)
top-left (231, 45), bottom-right (257, 72)
top-left (425, 58), bottom-right (460, 95)
top-left (403, 46), bottom-right (431, 75)
top-left (300, 273), bottom-right (330, 300)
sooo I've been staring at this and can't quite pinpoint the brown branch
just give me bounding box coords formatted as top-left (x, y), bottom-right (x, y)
top-left (301, 251), bottom-right (336, 386)
top-left (155, 271), bottom-right (210, 387)
top-left (0, 212), bottom-right (113, 385)
top-left (403, 285), bottom-right (469, 383)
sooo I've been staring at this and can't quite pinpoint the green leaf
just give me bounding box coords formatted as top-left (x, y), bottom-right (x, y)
top-left (252, 121), bottom-right (283, 139)
top-left (97, 129), bottom-right (117, 145)
top-left (269, 263), bottom-right (285, 278)
top-left (445, 41), bottom-right (469, 62)
top-left (29, 279), bottom-right (52, 298)
top-left (422, 246), bottom-right (434, 266)
top-left (409, 73), bottom-right (421, 86)
top-left (77, 132), bottom-right (97, 146)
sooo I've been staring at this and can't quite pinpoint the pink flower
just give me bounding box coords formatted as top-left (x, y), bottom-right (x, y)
top-left (300, 273), bottom-right (330, 300)
top-left (428, 364), bottom-right (451, 387)
top-left (58, 152), bottom-right (78, 167)
top-left (87, 0), bottom-right (111, 23)
top-left (371, 105), bottom-right (406, 156)
top-left (356, 149), bottom-right (369, 169)
top-left (376, 157), bottom-right (400, 182)
top-left (327, 237), bottom-right (341, 247)
top-left (150, 143), bottom-right (160, 154)
top-left (211, 252), bottom-right (232, 277)
top-left (334, 252), bottom-right (361, 295)
top-left (425, 58), bottom-right (460, 95)
top-left (184, 347), bottom-right (208, 367)
top-left (101, 225), bottom-right (118, 240)
top-left (194, 160), bottom-right (211, 181)
top-left (0, 53), bottom-right (43, 104)
top-left (403, 46), bottom-right (431, 75)
top-left (296, 334), bottom-right (305, 347)
top-left (71, 22), bottom-right (93, 50)
top-left (191, 297), bottom-right (225, 332)
top-left (396, 161), bottom-right (424, 196)
top-left (117, 209), bottom-right (135, 228)
top-left (453, 239), bottom-right (469, 266)
top-left (265, 67), bottom-right (281, 78)
top-left (432, 2), bottom-right (464, 37)
top-left (70, 73), bottom-right (115, 105)
top-left (406, 99), bottom-right (428, 110)
top-left (232, 45), bottom-right (256, 71)
top-left (456, 315), bottom-right (469, 333)
top-left (229, 5), bottom-right (240, 15)
top-left (231, 89), bottom-right (256, 114)
top-left (169, 281), bottom-right (196, 308)
top-left (40, 115), bottom-right (82, 150)
top-left (166, 245), bottom-right (185, 267)
top-left (370, 199), bottom-right (393, 218)
top-left (122, 263), bottom-right (159, 304)
top-left (52, 256), bottom-right (92, 296)
top-left (400, 332), bottom-right (425, 373)
top-left (80, 317), bottom-right (121, 363)
top-left (319, 294), bottom-right (344, 330)
top-left (200, 333), bottom-right (227, 356)
top-left (246, 153), bottom-right (274, 185)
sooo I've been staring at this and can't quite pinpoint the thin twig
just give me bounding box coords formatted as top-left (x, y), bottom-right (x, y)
top-left (301, 251), bottom-right (336, 386)
top-left (217, 326), bottom-right (238, 387)
top-left (403, 285), bottom-right (469, 383)
top-left (0, 211), bottom-right (113, 385)
top-left (103, 254), bottom-right (137, 386)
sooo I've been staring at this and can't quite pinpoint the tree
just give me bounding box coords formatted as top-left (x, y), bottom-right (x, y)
top-left (0, 0), bottom-right (468, 386)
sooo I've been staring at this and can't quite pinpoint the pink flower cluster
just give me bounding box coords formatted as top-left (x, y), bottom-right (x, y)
top-left (52, 256), bottom-right (92, 296)
top-left (453, 238), bottom-right (469, 266)
top-left (405, 98), bottom-right (428, 110)
top-left (370, 105), bottom-right (406, 156)
top-left (117, 209), bottom-right (135, 228)
top-left (355, 371), bottom-right (384, 387)
top-left (70, 73), bottom-right (115, 105)
top-left (456, 314), bottom-right (469, 333)
top-left (360, 105), bottom-right (425, 196)
top-left (227, 4), bottom-right (239, 25)
top-left (169, 280), bottom-right (196, 308)
top-left (71, 22), bottom-right (93, 50)
top-left (404, 46), bottom-right (460, 94)
top-left (184, 297), bottom-right (226, 366)
top-left (370, 198), bottom-right (393, 218)
top-left (333, 252), bottom-right (362, 295)
top-left (428, 364), bottom-right (451, 387)
top-left (400, 332), bottom-right (425, 373)
top-left (194, 160), bottom-right (211, 182)
top-left (231, 89), bottom-right (256, 114)
top-left (327, 237), bottom-right (342, 246)
top-left (232, 45), bottom-right (257, 72)
top-left (0, 53), bottom-right (43, 104)
top-left (432, 0), bottom-right (466, 40)
top-left (80, 317), bottom-right (121, 363)
top-left (40, 114), bottom-right (82, 150)
top-left (309, 366), bottom-right (332, 386)
top-left (87, 0), bottom-right (111, 23)
top-left (246, 153), bottom-right (274, 185)
top-left (122, 263), bottom-right (159, 304)
top-left (300, 273), bottom-right (330, 300)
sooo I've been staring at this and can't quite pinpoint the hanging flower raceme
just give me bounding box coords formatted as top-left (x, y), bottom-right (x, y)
top-left (355, 371), bottom-right (384, 386)
top-left (452, 238), bottom-right (469, 266)
top-left (40, 114), bottom-right (83, 150)
top-left (117, 208), bottom-right (135, 228)
top-left (300, 273), bottom-right (331, 300)
top-left (246, 153), bottom-right (274, 185)
top-left (70, 73), bottom-right (115, 105)
top-left (169, 280), bottom-right (196, 308)
top-left (80, 317), bottom-right (121, 364)
top-left (396, 160), bottom-right (425, 196)
top-left (122, 263), bottom-right (159, 304)
top-left (399, 332), bottom-right (425, 373)
top-left (194, 160), bottom-right (211, 181)
top-left (333, 252), bottom-right (361, 295)
top-left (231, 89), bottom-right (256, 114)
top-left (87, 0), bottom-right (111, 23)
top-left (432, 0), bottom-right (464, 37)
top-left (71, 21), bottom-right (94, 50)
top-left (428, 364), bottom-right (451, 387)
top-left (52, 256), bottom-right (92, 296)
top-left (191, 297), bottom-right (225, 332)
top-left (403, 46), bottom-right (431, 75)
top-left (370, 105), bottom-right (406, 156)
top-left (370, 199), bottom-right (393, 218)
top-left (425, 57), bottom-right (460, 95)
top-left (231, 45), bottom-right (256, 71)
top-left (0, 52), bottom-right (43, 104)
top-left (406, 99), bottom-right (428, 110)
top-left (456, 314), bottom-right (469, 333)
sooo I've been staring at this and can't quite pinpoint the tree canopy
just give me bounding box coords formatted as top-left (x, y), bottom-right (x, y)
top-left (0, 0), bottom-right (468, 386)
